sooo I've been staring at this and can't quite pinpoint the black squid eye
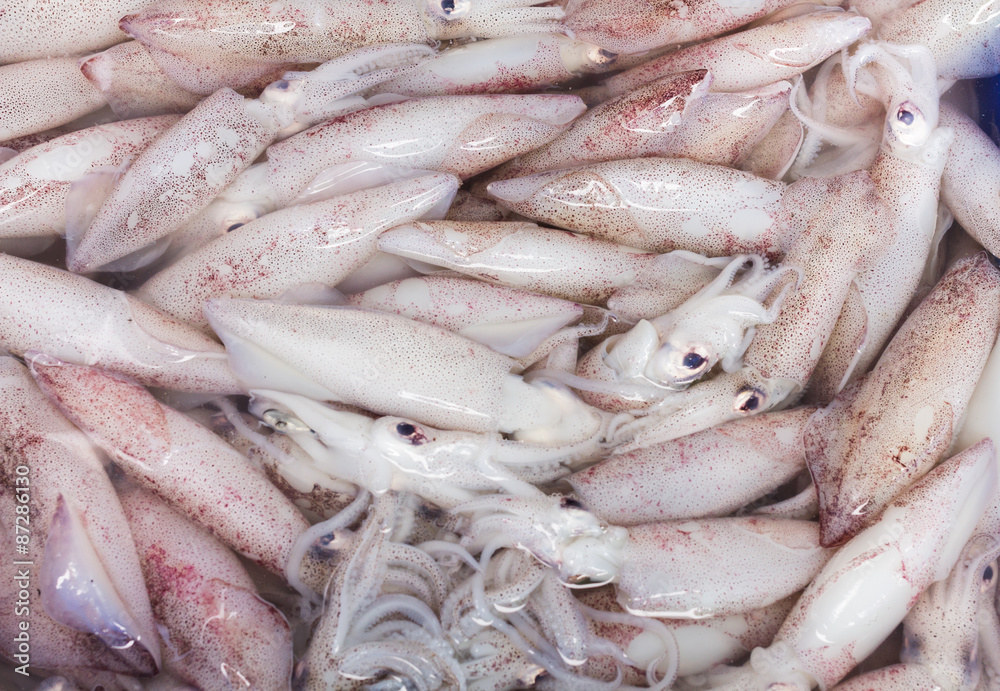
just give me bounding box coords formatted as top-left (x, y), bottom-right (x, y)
top-left (682, 352), bottom-right (706, 370)
top-left (441, 0), bottom-right (456, 12)
top-left (226, 223), bottom-right (244, 232)
top-left (560, 497), bottom-right (584, 510)
top-left (984, 564), bottom-right (995, 583)
top-left (395, 422), bottom-right (427, 445)
top-left (897, 108), bottom-right (915, 126)
top-left (734, 387), bottom-right (766, 414)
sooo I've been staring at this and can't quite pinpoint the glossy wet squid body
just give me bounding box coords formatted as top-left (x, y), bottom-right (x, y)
top-left (205, 299), bottom-right (607, 445)
top-left (137, 174), bottom-right (459, 329)
top-left (805, 254), bottom-right (1000, 548)
top-left (487, 157), bottom-right (789, 258)
top-left (704, 439), bottom-right (998, 691)
top-left (460, 497), bottom-right (833, 619)
top-left (569, 407), bottom-right (815, 526)
top-left (69, 44), bottom-right (436, 273)
top-left (0, 253), bottom-right (238, 393)
top-left (121, 0), bottom-right (566, 94)
top-left (595, 7), bottom-right (871, 98)
top-left (0, 115), bottom-right (179, 240)
top-left (27, 354), bottom-right (310, 575)
top-left (0, 357), bottom-right (160, 677)
top-left (0, 58), bottom-right (108, 141)
top-left (119, 485), bottom-right (295, 691)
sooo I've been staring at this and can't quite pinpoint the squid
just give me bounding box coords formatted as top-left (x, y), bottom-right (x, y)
top-left (119, 485), bottom-right (295, 691)
top-left (878, 0), bottom-right (1000, 80)
top-left (136, 174), bottom-right (459, 329)
top-left (79, 41), bottom-right (204, 119)
top-left (121, 0), bottom-right (567, 94)
top-left (459, 496), bottom-right (833, 618)
top-left (569, 407), bottom-right (815, 526)
top-left (702, 438), bottom-right (998, 691)
top-left (562, 0), bottom-right (835, 55)
top-left (0, 253), bottom-right (239, 393)
top-left (486, 157), bottom-right (789, 259)
top-left (805, 253), bottom-right (1000, 547)
top-left (368, 33), bottom-right (619, 97)
top-left (0, 115), bottom-right (179, 240)
top-left (0, 58), bottom-right (108, 141)
top-left (27, 354), bottom-right (311, 576)
top-left (592, 7), bottom-right (871, 99)
top-left (0, 357), bottom-right (160, 677)
top-left (939, 102), bottom-right (1000, 258)
top-left (69, 43), bottom-right (437, 273)
top-left (343, 275), bottom-right (604, 368)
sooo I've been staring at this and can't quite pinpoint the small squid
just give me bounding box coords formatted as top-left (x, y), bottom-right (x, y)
top-left (0, 357), bottom-right (160, 677)
top-left (805, 253), bottom-right (1000, 547)
top-left (0, 253), bottom-right (239, 393)
top-left (119, 485), bottom-right (295, 691)
top-left (0, 58), bottom-right (108, 141)
top-left (137, 174), bottom-right (459, 329)
top-left (204, 298), bottom-right (608, 445)
top-left (27, 354), bottom-right (311, 576)
top-left (121, 0), bottom-right (567, 94)
top-left (702, 438), bottom-right (998, 691)
top-left (593, 7), bottom-right (871, 98)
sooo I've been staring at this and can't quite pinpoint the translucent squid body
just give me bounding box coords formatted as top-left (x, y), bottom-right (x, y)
top-left (593, 7), bottom-right (871, 98)
top-left (121, 0), bottom-right (567, 93)
top-left (204, 299), bottom-right (608, 445)
top-left (68, 44), bottom-right (438, 273)
top-left (703, 438), bottom-right (998, 691)
top-left (459, 496), bottom-right (833, 619)
top-left (27, 354), bottom-right (311, 576)
top-left (806, 254), bottom-right (1000, 547)
top-left (0, 253), bottom-right (239, 394)
top-left (0, 357), bottom-right (160, 677)
top-left (119, 485), bottom-right (295, 690)
top-left (137, 174), bottom-right (459, 329)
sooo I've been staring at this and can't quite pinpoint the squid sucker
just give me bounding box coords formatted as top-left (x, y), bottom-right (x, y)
top-left (2, 1), bottom-right (1000, 689)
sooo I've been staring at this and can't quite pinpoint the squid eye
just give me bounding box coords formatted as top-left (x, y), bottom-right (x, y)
top-left (734, 387), bottom-right (767, 414)
top-left (682, 352), bottom-right (706, 370)
top-left (226, 223), bottom-right (244, 232)
top-left (560, 497), bottom-right (584, 510)
top-left (395, 422), bottom-right (428, 445)
top-left (428, 0), bottom-right (471, 20)
top-left (896, 107), bottom-right (915, 126)
top-left (982, 562), bottom-right (997, 592)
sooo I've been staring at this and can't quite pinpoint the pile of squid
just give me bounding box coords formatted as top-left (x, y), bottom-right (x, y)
top-left (2, 0), bottom-right (1000, 688)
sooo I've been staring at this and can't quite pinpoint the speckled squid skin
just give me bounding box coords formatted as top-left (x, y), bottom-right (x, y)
top-left (879, 0), bottom-right (1000, 80)
top-left (597, 8), bottom-right (871, 97)
top-left (377, 220), bottom-right (658, 304)
top-left (578, 586), bottom-right (796, 680)
top-left (0, 357), bottom-right (160, 677)
top-left (742, 108), bottom-right (803, 180)
top-left (204, 299), bottom-right (519, 434)
top-left (370, 34), bottom-right (618, 97)
top-left (79, 42), bottom-right (203, 119)
top-left (0, 0), bottom-right (152, 62)
top-left (0, 254), bottom-right (239, 393)
top-left (487, 158), bottom-right (788, 258)
top-left (482, 70), bottom-right (712, 181)
top-left (804, 254), bottom-right (1000, 548)
top-left (830, 664), bottom-right (940, 690)
top-left (0, 115), bottom-right (179, 239)
top-left (262, 94), bottom-right (587, 209)
top-left (563, 0), bottom-right (824, 55)
top-left (940, 103), bottom-right (1000, 257)
top-left (569, 407), bottom-right (814, 526)
top-left (743, 171), bottom-right (894, 388)
top-left (70, 88), bottom-right (276, 273)
top-left (137, 174), bottom-right (459, 329)
top-left (616, 518), bottom-right (833, 619)
top-left (122, 0), bottom-right (566, 94)
top-left (28, 354), bottom-right (310, 576)
top-left (806, 125), bottom-right (954, 403)
top-left (721, 440), bottom-right (999, 691)
top-left (119, 485), bottom-right (294, 691)
top-left (0, 58), bottom-right (108, 141)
